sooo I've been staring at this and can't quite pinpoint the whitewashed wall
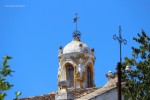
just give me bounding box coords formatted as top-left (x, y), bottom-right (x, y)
top-left (91, 88), bottom-right (124, 100)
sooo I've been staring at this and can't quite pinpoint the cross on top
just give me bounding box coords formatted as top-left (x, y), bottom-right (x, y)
top-left (113, 26), bottom-right (127, 63)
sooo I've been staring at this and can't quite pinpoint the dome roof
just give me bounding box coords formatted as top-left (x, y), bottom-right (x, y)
top-left (63, 40), bottom-right (92, 54)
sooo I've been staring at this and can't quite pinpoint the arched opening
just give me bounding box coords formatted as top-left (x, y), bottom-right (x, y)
top-left (87, 67), bottom-right (92, 88)
top-left (66, 65), bottom-right (74, 87)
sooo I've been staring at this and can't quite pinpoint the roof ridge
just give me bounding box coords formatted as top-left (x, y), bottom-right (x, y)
top-left (75, 86), bottom-right (116, 100)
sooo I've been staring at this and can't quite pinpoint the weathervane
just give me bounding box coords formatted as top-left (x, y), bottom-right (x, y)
top-left (113, 26), bottom-right (127, 100)
top-left (73, 13), bottom-right (79, 30)
top-left (73, 13), bottom-right (81, 39)
top-left (113, 26), bottom-right (127, 63)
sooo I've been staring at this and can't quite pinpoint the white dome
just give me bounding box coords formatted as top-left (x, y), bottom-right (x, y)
top-left (63, 40), bottom-right (92, 54)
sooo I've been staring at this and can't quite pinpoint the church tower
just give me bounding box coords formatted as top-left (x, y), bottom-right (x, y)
top-left (57, 14), bottom-right (96, 90)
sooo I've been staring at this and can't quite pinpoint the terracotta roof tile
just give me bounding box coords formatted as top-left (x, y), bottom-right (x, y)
top-left (19, 93), bottom-right (56, 100)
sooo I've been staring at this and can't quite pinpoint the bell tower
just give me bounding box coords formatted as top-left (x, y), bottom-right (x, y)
top-left (56, 14), bottom-right (96, 100)
top-left (57, 33), bottom-right (95, 90)
top-left (57, 14), bottom-right (96, 91)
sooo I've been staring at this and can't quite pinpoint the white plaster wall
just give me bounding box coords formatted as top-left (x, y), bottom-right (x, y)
top-left (91, 88), bottom-right (124, 100)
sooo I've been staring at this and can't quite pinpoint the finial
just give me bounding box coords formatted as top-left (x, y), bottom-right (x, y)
top-left (73, 13), bottom-right (79, 30)
top-left (113, 26), bottom-right (127, 63)
top-left (72, 13), bottom-right (81, 40)
top-left (119, 26), bottom-right (122, 37)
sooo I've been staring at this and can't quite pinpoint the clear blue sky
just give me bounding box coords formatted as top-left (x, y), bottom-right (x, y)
top-left (0, 0), bottom-right (150, 99)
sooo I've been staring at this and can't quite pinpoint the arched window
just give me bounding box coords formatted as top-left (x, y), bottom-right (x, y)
top-left (87, 67), bottom-right (91, 88)
top-left (66, 65), bottom-right (74, 87)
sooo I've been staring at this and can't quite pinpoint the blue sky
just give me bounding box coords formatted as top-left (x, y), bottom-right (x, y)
top-left (0, 0), bottom-right (150, 99)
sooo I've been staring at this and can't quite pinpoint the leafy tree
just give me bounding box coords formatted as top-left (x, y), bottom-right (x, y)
top-left (122, 30), bottom-right (150, 100)
top-left (0, 56), bottom-right (21, 100)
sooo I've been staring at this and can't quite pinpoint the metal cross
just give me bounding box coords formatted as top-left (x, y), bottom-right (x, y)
top-left (113, 26), bottom-right (127, 63)
top-left (113, 26), bottom-right (127, 100)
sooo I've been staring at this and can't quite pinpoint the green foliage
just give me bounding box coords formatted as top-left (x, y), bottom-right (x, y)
top-left (122, 30), bottom-right (150, 100)
top-left (0, 56), bottom-right (21, 100)
top-left (0, 56), bottom-right (13, 99)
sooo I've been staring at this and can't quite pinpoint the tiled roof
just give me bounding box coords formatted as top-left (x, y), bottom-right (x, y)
top-left (75, 72), bottom-right (118, 100)
top-left (19, 86), bottom-right (116, 100)
top-left (20, 73), bottom-right (118, 100)
top-left (19, 92), bottom-right (56, 100)
top-left (75, 86), bottom-right (116, 100)
top-left (67, 87), bottom-right (99, 99)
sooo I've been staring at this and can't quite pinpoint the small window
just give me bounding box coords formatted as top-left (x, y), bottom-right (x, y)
top-left (66, 65), bottom-right (74, 87)
top-left (87, 67), bottom-right (91, 88)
